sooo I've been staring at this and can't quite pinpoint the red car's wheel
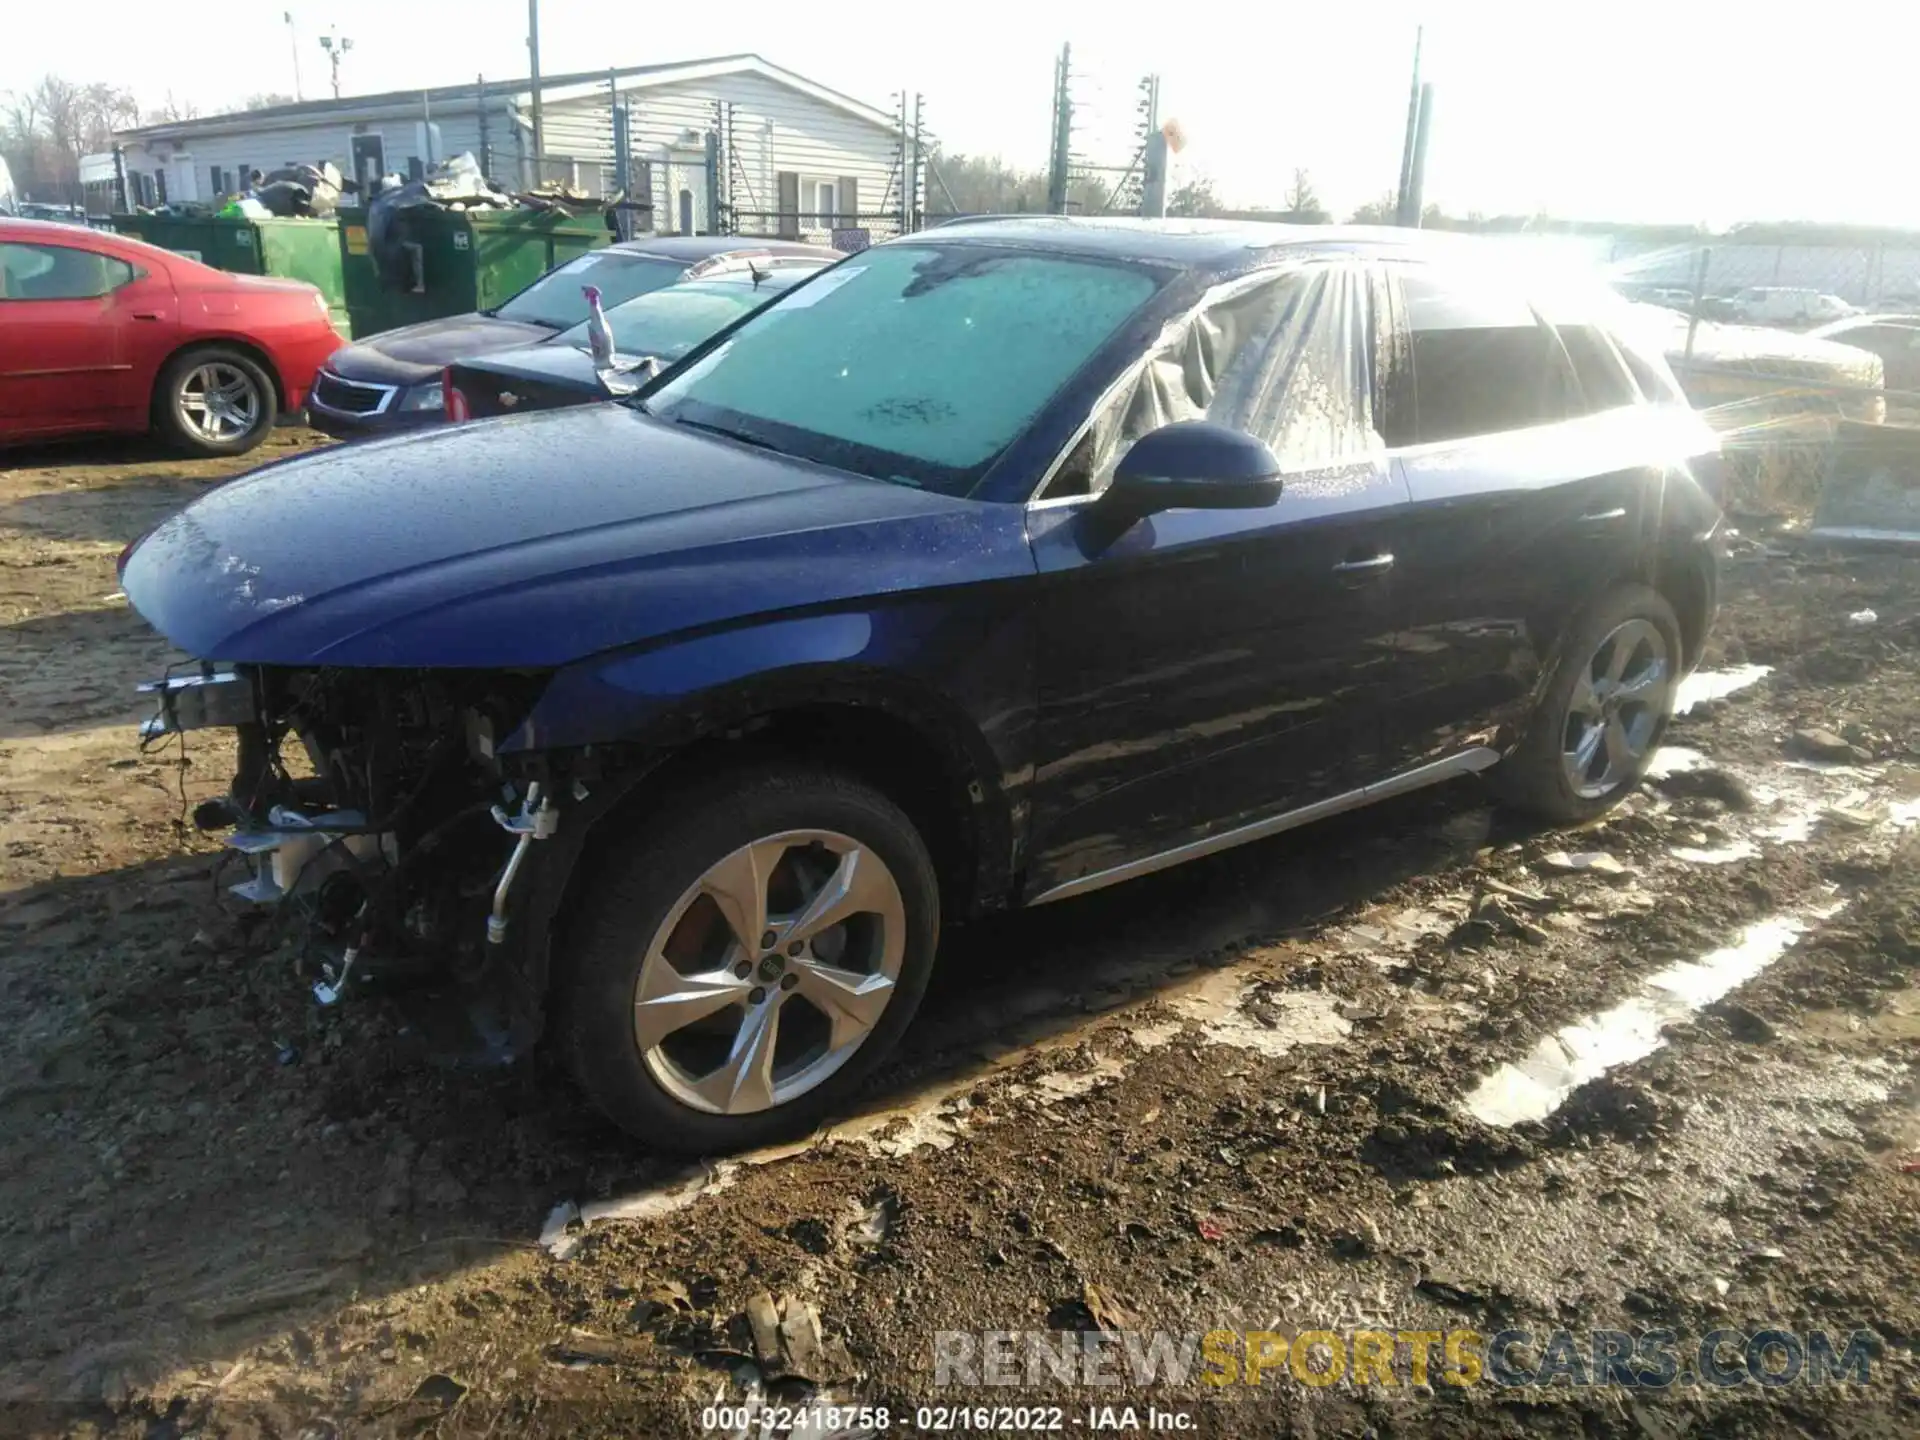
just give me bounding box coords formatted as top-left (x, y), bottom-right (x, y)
top-left (154, 347), bottom-right (277, 457)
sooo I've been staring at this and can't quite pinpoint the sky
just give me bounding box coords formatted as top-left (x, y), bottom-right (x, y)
top-left (6, 0), bottom-right (1917, 229)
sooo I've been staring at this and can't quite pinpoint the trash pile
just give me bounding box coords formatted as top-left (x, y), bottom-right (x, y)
top-left (365, 153), bottom-right (616, 292)
top-left (367, 152), bottom-right (514, 290)
top-left (244, 161), bottom-right (354, 218)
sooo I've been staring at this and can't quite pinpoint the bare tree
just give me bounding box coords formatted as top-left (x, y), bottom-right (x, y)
top-left (243, 93), bottom-right (296, 111)
top-left (1347, 192), bottom-right (1398, 225)
top-left (145, 91), bottom-right (200, 125)
top-left (1, 75), bottom-right (138, 193)
top-left (924, 151), bottom-right (1049, 216)
top-left (1281, 168), bottom-right (1329, 223)
top-left (1168, 172), bottom-right (1223, 218)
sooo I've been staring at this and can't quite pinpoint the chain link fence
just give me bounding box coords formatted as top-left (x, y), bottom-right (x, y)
top-left (1612, 244), bottom-right (1920, 522)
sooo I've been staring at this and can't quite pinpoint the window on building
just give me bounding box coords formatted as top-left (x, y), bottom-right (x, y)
top-left (811, 180), bottom-right (837, 225)
top-left (408, 156), bottom-right (425, 181)
top-left (0, 243), bottom-right (136, 301)
top-left (153, 170), bottom-right (168, 205)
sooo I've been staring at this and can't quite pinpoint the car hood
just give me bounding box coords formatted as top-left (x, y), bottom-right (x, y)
top-left (326, 313), bottom-right (556, 385)
top-left (120, 405), bottom-right (1034, 668)
top-left (456, 341), bottom-right (605, 392)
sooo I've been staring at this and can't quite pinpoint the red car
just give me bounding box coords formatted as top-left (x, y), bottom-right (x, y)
top-left (0, 218), bottom-right (342, 456)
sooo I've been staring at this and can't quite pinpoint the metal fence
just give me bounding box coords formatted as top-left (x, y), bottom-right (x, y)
top-left (1043, 42), bottom-right (1160, 216)
top-left (474, 75), bottom-right (920, 246)
top-left (1614, 240), bottom-right (1920, 312)
top-left (1624, 244), bottom-right (1920, 522)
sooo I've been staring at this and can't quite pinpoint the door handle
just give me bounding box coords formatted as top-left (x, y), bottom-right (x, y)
top-left (130, 312), bottom-right (163, 321)
top-left (1332, 553), bottom-right (1395, 575)
top-left (1578, 507), bottom-right (1627, 523)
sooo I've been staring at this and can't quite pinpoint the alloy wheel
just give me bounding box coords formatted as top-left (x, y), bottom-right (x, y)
top-left (176, 362), bottom-right (262, 445)
top-left (633, 830), bottom-right (907, 1115)
top-left (1561, 617), bottom-right (1673, 799)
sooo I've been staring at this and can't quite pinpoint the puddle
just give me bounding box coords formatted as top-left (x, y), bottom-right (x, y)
top-left (1128, 1020), bottom-right (1186, 1050)
top-left (1341, 905), bottom-right (1456, 955)
top-left (1673, 664), bottom-right (1772, 715)
top-left (1178, 985), bottom-right (1353, 1056)
top-left (1646, 746), bottom-right (1708, 778)
top-left (1463, 904), bottom-right (1842, 1127)
top-left (1673, 841), bottom-right (1759, 864)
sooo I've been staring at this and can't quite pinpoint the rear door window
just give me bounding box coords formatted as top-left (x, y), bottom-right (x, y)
top-left (0, 243), bottom-right (135, 300)
top-left (1387, 265), bottom-right (1575, 445)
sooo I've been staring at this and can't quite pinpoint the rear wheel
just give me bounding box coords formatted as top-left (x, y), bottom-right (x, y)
top-left (1491, 584), bottom-right (1681, 823)
top-left (154, 347), bottom-right (276, 457)
top-left (558, 765), bottom-right (940, 1153)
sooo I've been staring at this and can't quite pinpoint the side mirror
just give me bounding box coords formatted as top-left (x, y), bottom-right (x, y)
top-left (1105, 420), bottom-right (1283, 514)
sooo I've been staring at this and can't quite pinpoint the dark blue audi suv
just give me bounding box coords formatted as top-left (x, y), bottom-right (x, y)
top-left (120, 218), bottom-right (1722, 1152)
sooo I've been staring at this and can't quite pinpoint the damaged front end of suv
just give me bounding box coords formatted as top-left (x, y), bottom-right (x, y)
top-left (140, 661), bottom-right (564, 1035)
top-left (115, 403), bottom-right (1030, 1095)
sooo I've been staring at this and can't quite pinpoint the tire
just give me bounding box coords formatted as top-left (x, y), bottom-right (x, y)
top-left (557, 764), bottom-right (941, 1153)
top-left (1490, 583), bottom-right (1683, 825)
top-left (153, 346), bottom-right (277, 457)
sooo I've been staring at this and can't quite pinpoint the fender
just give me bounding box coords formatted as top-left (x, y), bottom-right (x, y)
top-left (502, 595), bottom-right (1038, 901)
top-left (494, 604), bottom-right (1035, 1050)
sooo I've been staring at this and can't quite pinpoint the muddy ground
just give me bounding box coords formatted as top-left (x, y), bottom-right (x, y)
top-left (1, 432), bottom-right (1917, 1438)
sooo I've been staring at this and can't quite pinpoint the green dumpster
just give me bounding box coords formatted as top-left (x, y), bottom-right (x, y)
top-left (112, 214), bottom-right (351, 338)
top-left (337, 205), bottom-right (610, 340)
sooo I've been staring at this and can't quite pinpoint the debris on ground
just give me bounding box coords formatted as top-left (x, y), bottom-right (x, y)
top-left (741, 1292), bottom-right (854, 1384)
top-left (1538, 850), bottom-right (1633, 877)
top-left (1789, 726), bottom-right (1869, 763)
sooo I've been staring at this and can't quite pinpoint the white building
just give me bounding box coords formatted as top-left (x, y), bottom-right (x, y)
top-left (113, 53), bottom-right (914, 240)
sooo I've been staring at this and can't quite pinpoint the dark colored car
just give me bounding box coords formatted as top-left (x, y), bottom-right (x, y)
top-left (119, 219), bottom-right (1723, 1154)
top-left (2, 218), bottom-right (342, 455)
top-left (445, 258), bottom-right (832, 421)
top-left (306, 236), bottom-right (841, 436)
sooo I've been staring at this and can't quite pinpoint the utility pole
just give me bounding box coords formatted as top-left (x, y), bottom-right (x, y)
top-left (1394, 26), bottom-right (1423, 226)
top-left (284, 11), bottom-right (304, 101)
top-left (527, 0), bottom-right (545, 179)
top-left (1046, 42), bottom-right (1072, 215)
top-left (910, 92), bottom-right (924, 233)
top-left (1404, 83), bottom-right (1435, 227)
top-left (317, 28), bottom-right (352, 101)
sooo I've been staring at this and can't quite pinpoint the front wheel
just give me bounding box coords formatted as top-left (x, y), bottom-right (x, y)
top-left (1491, 584), bottom-right (1682, 824)
top-left (154, 347), bottom-right (276, 457)
top-left (558, 765), bottom-right (941, 1153)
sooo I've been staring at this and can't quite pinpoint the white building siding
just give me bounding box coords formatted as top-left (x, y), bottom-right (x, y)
top-left (532, 72), bottom-right (906, 238)
top-left (113, 61), bottom-right (911, 240)
top-left (118, 102), bottom-right (511, 206)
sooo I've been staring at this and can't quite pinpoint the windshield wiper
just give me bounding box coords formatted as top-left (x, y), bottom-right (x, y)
top-left (668, 415), bottom-right (781, 454)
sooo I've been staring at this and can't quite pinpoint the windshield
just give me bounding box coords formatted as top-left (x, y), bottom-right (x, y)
top-left (492, 251), bottom-right (685, 328)
top-left (554, 272), bottom-right (815, 360)
top-left (644, 244), bottom-right (1165, 494)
